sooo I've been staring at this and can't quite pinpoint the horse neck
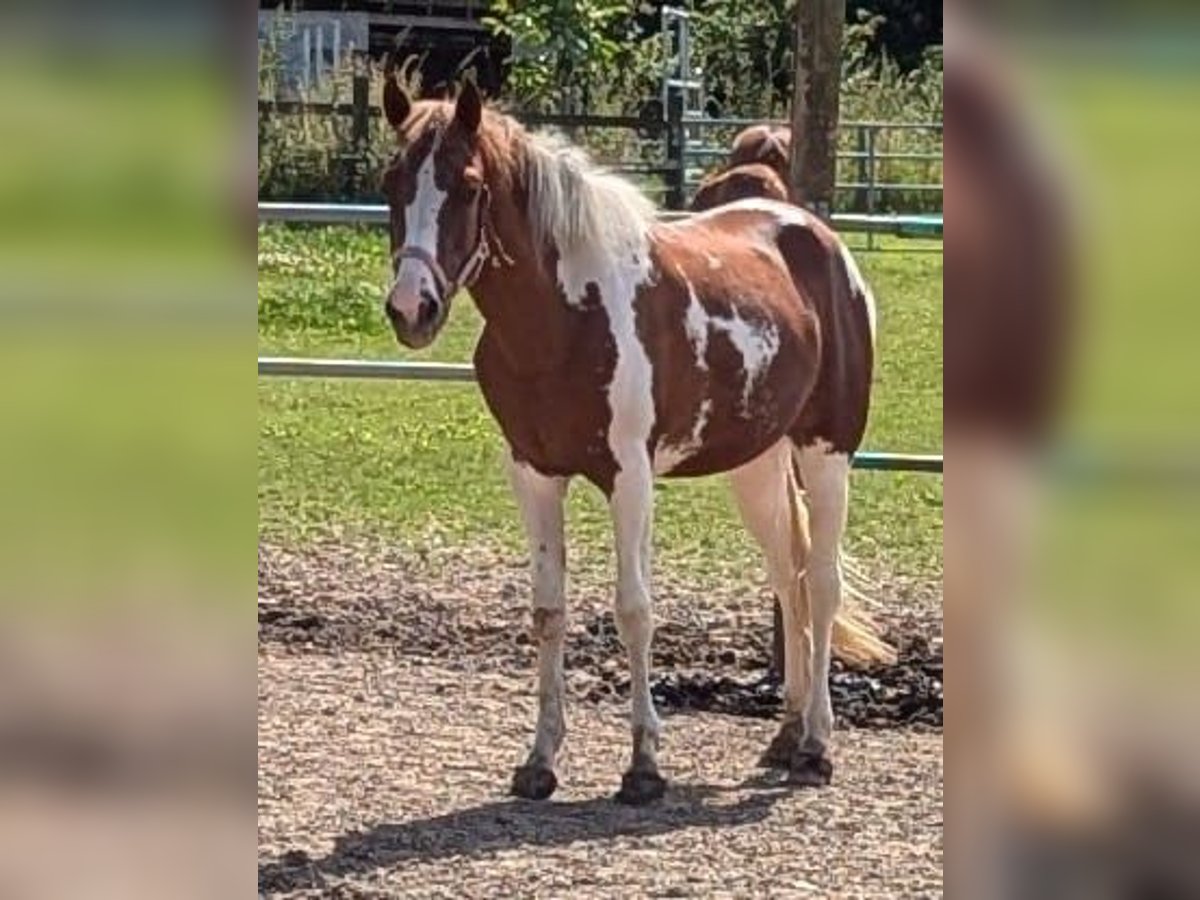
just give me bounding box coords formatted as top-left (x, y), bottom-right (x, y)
top-left (467, 173), bottom-right (575, 374)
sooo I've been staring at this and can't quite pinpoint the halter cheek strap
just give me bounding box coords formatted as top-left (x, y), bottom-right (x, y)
top-left (394, 185), bottom-right (499, 301)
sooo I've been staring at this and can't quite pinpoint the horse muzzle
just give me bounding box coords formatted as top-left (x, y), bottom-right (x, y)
top-left (385, 256), bottom-right (450, 348)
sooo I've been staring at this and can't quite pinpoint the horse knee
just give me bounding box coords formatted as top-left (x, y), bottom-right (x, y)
top-left (806, 562), bottom-right (842, 618)
top-left (614, 592), bottom-right (653, 646)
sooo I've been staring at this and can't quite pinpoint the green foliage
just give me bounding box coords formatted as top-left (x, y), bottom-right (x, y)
top-left (689, 0), bottom-right (794, 118)
top-left (258, 55), bottom-right (418, 202)
top-left (257, 6), bottom-right (942, 210)
top-left (484, 0), bottom-right (661, 113)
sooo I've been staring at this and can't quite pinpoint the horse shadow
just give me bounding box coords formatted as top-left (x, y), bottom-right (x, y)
top-left (259, 776), bottom-right (792, 894)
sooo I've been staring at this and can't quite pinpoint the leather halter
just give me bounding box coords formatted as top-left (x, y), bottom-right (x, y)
top-left (393, 185), bottom-right (504, 302)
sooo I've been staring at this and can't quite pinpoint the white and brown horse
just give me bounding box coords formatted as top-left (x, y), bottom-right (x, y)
top-left (729, 124), bottom-right (792, 183)
top-left (380, 79), bottom-right (886, 804)
top-left (690, 161), bottom-right (792, 213)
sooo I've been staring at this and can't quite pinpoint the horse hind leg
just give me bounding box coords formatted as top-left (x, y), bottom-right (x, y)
top-left (790, 439), bottom-right (853, 786)
top-left (728, 440), bottom-right (815, 775)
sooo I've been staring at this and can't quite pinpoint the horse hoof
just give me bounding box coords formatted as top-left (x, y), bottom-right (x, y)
top-left (510, 764), bottom-right (558, 800)
top-left (615, 768), bottom-right (667, 805)
top-left (787, 752), bottom-right (833, 787)
top-left (758, 722), bottom-right (803, 769)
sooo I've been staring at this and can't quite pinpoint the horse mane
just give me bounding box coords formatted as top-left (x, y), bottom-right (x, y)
top-left (397, 98), bottom-right (656, 262)
top-left (519, 129), bottom-right (656, 260)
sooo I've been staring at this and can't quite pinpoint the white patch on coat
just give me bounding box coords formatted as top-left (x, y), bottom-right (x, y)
top-left (653, 398), bottom-right (713, 474)
top-left (687, 196), bottom-right (814, 229)
top-left (556, 234), bottom-right (655, 470)
top-left (839, 242), bottom-right (877, 345)
top-left (391, 131), bottom-right (446, 302)
top-left (682, 282), bottom-right (709, 372)
top-left (706, 253), bottom-right (722, 270)
top-left (525, 130), bottom-right (654, 309)
top-left (710, 310), bottom-right (780, 409)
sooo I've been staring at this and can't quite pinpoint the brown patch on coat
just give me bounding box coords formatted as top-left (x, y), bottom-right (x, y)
top-left (777, 222), bottom-right (875, 454)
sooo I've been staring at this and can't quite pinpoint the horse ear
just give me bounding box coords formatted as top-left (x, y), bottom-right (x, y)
top-left (383, 74), bottom-right (411, 129)
top-left (454, 79), bottom-right (482, 134)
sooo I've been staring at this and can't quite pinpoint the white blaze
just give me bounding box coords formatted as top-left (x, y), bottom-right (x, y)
top-left (391, 133), bottom-right (446, 313)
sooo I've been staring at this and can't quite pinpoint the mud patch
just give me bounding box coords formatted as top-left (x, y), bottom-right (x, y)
top-left (259, 541), bottom-right (942, 730)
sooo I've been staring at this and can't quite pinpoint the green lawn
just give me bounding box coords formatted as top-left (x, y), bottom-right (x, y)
top-left (258, 224), bottom-right (942, 584)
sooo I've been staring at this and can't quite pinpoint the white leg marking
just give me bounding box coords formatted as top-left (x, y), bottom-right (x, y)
top-left (795, 440), bottom-right (850, 753)
top-left (508, 456), bottom-right (569, 769)
top-left (610, 454), bottom-right (660, 770)
top-left (728, 441), bottom-right (813, 718)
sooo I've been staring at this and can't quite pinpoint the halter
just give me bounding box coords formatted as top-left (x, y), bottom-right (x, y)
top-left (393, 185), bottom-right (509, 302)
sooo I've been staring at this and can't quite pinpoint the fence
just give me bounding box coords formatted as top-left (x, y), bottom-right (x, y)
top-left (257, 356), bottom-right (943, 474)
top-left (257, 200), bottom-right (942, 241)
top-left (257, 73), bottom-right (942, 217)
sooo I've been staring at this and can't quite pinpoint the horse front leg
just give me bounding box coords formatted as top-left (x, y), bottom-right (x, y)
top-left (507, 456), bottom-right (569, 800)
top-left (608, 452), bottom-right (665, 804)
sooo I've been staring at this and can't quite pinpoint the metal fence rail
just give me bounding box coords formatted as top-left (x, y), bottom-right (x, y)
top-left (257, 202), bottom-right (943, 237)
top-left (257, 356), bottom-right (943, 474)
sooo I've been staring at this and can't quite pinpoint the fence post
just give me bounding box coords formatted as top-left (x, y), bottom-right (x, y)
top-left (665, 85), bottom-right (685, 210)
top-left (351, 52), bottom-right (370, 198)
top-left (854, 125), bottom-right (868, 213)
top-left (866, 125), bottom-right (878, 250)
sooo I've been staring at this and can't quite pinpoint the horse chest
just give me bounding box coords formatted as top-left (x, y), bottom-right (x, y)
top-left (474, 335), bottom-right (619, 486)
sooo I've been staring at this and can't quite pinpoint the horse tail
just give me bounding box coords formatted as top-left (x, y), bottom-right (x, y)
top-left (787, 422), bottom-right (896, 670)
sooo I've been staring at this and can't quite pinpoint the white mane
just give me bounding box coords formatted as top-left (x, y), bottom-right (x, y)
top-left (524, 130), bottom-right (656, 261)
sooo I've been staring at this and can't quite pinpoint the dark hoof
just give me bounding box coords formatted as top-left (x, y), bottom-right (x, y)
top-left (615, 768), bottom-right (667, 805)
top-left (787, 752), bottom-right (833, 787)
top-left (510, 764), bottom-right (558, 800)
top-left (758, 722), bottom-right (803, 770)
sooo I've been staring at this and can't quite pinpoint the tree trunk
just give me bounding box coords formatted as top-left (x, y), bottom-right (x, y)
top-left (789, 0), bottom-right (846, 219)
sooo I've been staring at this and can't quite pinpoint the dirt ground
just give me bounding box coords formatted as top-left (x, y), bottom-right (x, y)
top-left (258, 541), bottom-right (943, 898)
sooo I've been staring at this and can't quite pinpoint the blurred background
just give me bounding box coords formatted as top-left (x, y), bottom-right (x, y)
top-left (0, 0), bottom-right (1197, 895)
top-left (0, 3), bottom-right (250, 898)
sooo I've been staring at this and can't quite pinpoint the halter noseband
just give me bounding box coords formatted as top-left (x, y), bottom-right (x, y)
top-left (394, 185), bottom-right (505, 302)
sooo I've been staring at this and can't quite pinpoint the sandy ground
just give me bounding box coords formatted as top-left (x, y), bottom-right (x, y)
top-left (258, 541), bottom-right (942, 898)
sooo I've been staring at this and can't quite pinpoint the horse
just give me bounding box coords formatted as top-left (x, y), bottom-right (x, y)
top-left (379, 77), bottom-right (888, 804)
top-left (690, 161), bottom-right (793, 213)
top-left (728, 123), bottom-right (792, 185)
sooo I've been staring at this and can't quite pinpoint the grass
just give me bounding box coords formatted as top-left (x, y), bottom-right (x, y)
top-left (258, 224), bottom-right (942, 586)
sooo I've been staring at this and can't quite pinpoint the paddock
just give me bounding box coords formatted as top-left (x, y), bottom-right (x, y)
top-left (257, 197), bottom-right (942, 893)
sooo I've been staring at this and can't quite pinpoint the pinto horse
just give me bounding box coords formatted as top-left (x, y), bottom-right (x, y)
top-left (380, 79), bottom-right (888, 804)
top-left (729, 123), bottom-right (792, 184)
